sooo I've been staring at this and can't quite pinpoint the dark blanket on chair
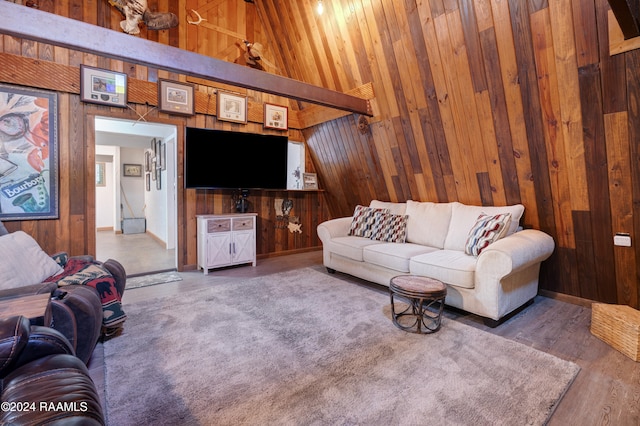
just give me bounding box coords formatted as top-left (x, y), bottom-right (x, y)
top-left (45, 258), bottom-right (126, 329)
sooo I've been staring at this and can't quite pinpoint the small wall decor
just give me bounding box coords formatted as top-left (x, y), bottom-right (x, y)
top-left (264, 103), bottom-right (288, 130)
top-left (80, 65), bottom-right (127, 108)
top-left (145, 173), bottom-right (151, 191)
top-left (123, 164), bottom-right (142, 177)
top-left (158, 79), bottom-right (195, 116)
top-left (0, 83), bottom-right (59, 220)
top-left (217, 91), bottom-right (247, 124)
top-left (303, 173), bottom-right (318, 190)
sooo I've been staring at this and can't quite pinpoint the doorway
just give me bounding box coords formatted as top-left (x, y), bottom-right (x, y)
top-left (94, 117), bottom-right (178, 277)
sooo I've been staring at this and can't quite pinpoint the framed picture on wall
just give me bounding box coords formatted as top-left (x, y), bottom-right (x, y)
top-left (264, 103), bottom-right (288, 130)
top-left (303, 173), bottom-right (318, 190)
top-left (158, 79), bottom-right (195, 116)
top-left (123, 164), bottom-right (142, 177)
top-left (80, 65), bottom-right (127, 108)
top-left (0, 83), bottom-right (59, 220)
top-left (217, 91), bottom-right (247, 124)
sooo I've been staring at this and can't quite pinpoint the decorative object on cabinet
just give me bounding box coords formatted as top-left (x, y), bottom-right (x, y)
top-left (303, 173), bottom-right (318, 190)
top-left (0, 83), bottom-right (59, 221)
top-left (217, 91), bottom-right (247, 124)
top-left (197, 214), bottom-right (257, 274)
top-left (264, 103), bottom-right (288, 130)
top-left (158, 79), bottom-right (194, 116)
top-left (80, 65), bottom-right (127, 108)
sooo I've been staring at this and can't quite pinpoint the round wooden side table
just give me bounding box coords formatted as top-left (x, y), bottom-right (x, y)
top-left (389, 275), bottom-right (447, 334)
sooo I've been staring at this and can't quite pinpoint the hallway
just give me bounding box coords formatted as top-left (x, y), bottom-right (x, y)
top-left (96, 230), bottom-right (176, 277)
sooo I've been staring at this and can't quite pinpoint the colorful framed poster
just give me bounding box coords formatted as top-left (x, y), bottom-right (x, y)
top-left (80, 65), bottom-right (127, 108)
top-left (0, 84), bottom-right (59, 220)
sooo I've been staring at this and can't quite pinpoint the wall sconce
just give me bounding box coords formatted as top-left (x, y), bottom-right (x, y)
top-left (316, 0), bottom-right (324, 15)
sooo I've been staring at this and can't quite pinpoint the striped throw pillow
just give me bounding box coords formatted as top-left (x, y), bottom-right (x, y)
top-left (370, 212), bottom-right (409, 243)
top-left (348, 205), bottom-right (389, 238)
top-left (465, 213), bottom-right (512, 256)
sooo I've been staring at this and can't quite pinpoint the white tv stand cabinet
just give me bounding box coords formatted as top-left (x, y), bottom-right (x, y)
top-left (196, 213), bottom-right (257, 274)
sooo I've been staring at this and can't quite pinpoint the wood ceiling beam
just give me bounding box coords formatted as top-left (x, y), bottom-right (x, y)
top-left (0, 2), bottom-right (372, 116)
top-left (607, 0), bottom-right (640, 39)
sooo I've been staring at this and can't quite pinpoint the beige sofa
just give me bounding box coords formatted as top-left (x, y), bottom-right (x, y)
top-left (317, 200), bottom-right (555, 326)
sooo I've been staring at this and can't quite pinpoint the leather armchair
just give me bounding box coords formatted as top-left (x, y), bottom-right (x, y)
top-left (0, 316), bottom-right (104, 425)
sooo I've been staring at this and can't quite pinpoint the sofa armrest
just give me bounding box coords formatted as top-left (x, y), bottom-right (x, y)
top-left (317, 217), bottom-right (352, 242)
top-left (476, 229), bottom-right (555, 279)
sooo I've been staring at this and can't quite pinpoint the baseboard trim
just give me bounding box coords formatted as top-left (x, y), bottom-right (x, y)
top-left (539, 289), bottom-right (594, 308)
top-left (256, 246), bottom-right (322, 260)
top-left (146, 230), bottom-right (167, 249)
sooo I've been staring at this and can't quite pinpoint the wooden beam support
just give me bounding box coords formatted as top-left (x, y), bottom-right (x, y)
top-left (607, 0), bottom-right (640, 39)
top-left (0, 2), bottom-right (372, 116)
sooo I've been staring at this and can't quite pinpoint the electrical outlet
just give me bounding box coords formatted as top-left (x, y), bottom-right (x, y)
top-left (614, 233), bottom-right (632, 247)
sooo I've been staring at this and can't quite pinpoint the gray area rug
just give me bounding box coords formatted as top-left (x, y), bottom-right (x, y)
top-left (125, 271), bottom-right (183, 290)
top-left (104, 268), bottom-right (580, 425)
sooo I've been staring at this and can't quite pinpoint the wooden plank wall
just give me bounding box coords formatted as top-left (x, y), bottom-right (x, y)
top-left (1, 0), bottom-right (639, 308)
top-left (0, 0), bottom-right (328, 271)
top-left (256, 0), bottom-right (639, 308)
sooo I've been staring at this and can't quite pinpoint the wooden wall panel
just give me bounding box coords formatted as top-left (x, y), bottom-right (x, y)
top-left (256, 0), bottom-right (639, 308)
top-left (2, 0), bottom-right (639, 307)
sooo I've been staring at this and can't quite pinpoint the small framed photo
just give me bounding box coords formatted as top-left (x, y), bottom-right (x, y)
top-left (264, 103), bottom-right (288, 130)
top-left (303, 173), bottom-right (318, 190)
top-left (155, 139), bottom-right (163, 169)
top-left (144, 150), bottom-right (152, 172)
top-left (123, 164), bottom-right (142, 177)
top-left (80, 65), bottom-right (127, 108)
top-left (146, 173), bottom-right (151, 191)
top-left (158, 79), bottom-right (194, 116)
top-left (217, 91), bottom-right (247, 124)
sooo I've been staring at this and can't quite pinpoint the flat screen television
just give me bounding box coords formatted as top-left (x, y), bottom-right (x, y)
top-left (184, 127), bottom-right (289, 190)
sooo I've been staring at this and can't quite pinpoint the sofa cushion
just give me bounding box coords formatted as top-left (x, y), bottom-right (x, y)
top-left (364, 243), bottom-right (438, 273)
top-left (443, 202), bottom-right (524, 251)
top-left (370, 212), bottom-right (408, 243)
top-left (369, 200), bottom-right (407, 216)
top-left (409, 250), bottom-right (477, 289)
top-left (0, 231), bottom-right (63, 290)
top-left (405, 200), bottom-right (453, 249)
top-left (324, 236), bottom-right (384, 262)
top-left (348, 205), bottom-right (389, 238)
top-left (465, 213), bottom-right (511, 256)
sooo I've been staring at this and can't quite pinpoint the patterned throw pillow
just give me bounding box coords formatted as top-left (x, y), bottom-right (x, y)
top-left (348, 205), bottom-right (389, 238)
top-left (465, 213), bottom-right (512, 256)
top-left (370, 212), bottom-right (409, 243)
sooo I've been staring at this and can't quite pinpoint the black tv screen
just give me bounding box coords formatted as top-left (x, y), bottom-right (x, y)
top-left (184, 127), bottom-right (288, 190)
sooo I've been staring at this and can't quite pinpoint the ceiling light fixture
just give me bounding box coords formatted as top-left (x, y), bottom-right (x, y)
top-left (317, 0), bottom-right (324, 15)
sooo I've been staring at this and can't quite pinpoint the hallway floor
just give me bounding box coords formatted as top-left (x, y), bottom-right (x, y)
top-left (96, 230), bottom-right (176, 277)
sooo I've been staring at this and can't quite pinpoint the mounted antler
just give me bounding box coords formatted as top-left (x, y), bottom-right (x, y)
top-left (187, 9), bottom-right (207, 25)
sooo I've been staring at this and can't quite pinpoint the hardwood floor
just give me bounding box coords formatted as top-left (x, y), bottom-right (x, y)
top-left (90, 251), bottom-right (640, 425)
top-left (96, 230), bottom-right (176, 276)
